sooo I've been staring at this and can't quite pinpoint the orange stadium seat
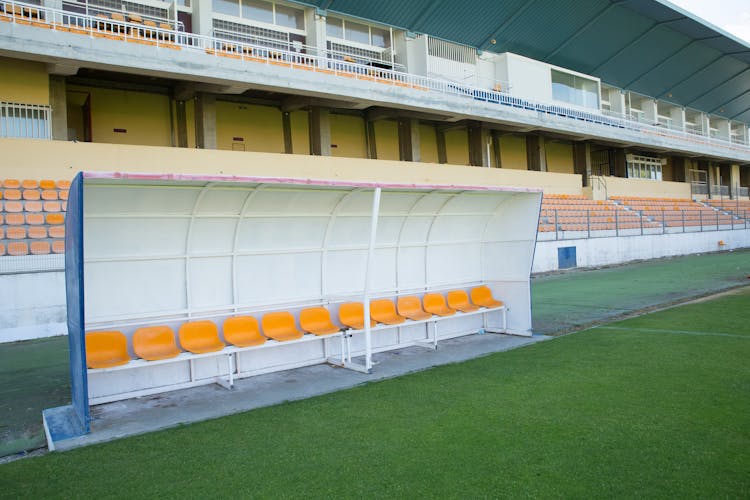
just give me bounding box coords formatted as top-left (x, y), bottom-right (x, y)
top-left (28, 226), bottom-right (47, 239)
top-left (0, 244), bottom-right (4, 256)
top-left (423, 293), bottom-right (455, 317)
top-left (30, 241), bottom-right (51, 255)
top-left (222, 316), bottom-right (266, 347)
top-left (43, 201), bottom-right (61, 212)
top-left (7, 242), bottom-right (29, 256)
top-left (178, 320), bottom-right (225, 354)
top-left (3, 201), bottom-right (23, 212)
top-left (85, 331), bottom-right (131, 369)
top-left (261, 311), bottom-right (303, 341)
top-left (59, 190), bottom-right (69, 201)
top-left (2, 179), bottom-right (20, 189)
top-left (46, 213), bottom-right (65, 225)
top-left (133, 326), bottom-right (181, 361)
top-left (57, 180), bottom-right (71, 189)
top-left (447, 290), bottom-right (480, 313)
top-left (25, 200), bottom-right (42, 212)
top-left (41, 189), bottom-right (58, 200)
top-left (338, 302), bottom-right (376, 329)
top-left (470, 286), bottom-right (504, 308)
top-left (370, 299), bottom-right (406, 325)
top-left (22, 190), bottom-right (40, 201)
top-left (49, 225), bottom-right (65, 238)
top-left (5, 213), bottom-right (24, 225)
top-left (21, 179), bottom-right (38, 189)
top-left (26, 213), bottom-right (44, 225)
top-left (39, 180), bottom-right (56, 190)
top-left (299, 307), bottom-right (341, 335)
top-left (6, 227), bottom-right (26, 239)
top-left (397, 296), bottom-right (432, 321)
top-left (3, 189), bottom-right (21, 200)
top-left (52, 240), bottom-right (65, 254)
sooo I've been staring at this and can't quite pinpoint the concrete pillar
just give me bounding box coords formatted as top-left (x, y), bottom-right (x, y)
top-left (365, 118), bottom-right (377, 159)
top-left (195, 93), bottom-right (216, 150)
top-left (305, 8), bottom-right (327, 60)
top-left (612, 148), bottom-right (626, 178)
top-left (394, 32), bottom-right (427, 76)
top-left (175, 100), bottom-right (188, 148)
top-left (730, 164), bottom-right (740, 198)
top-left (672, 157), bottom-right (686, 183)
top-left (467, 122), bottom-right (490, 167)
top-left (716, 119), bottom-right (731, 141)
top-left (573, 142), bottom-right (591, 187)
top-left (192, 0), bottom-right (213, 36)
top-left (670, 107), bottom-right (685, 131)
top-left (610, 90), bottom-right (626, 116)
top-left (700, 113), bottom-right (710, 136)
top-left (49, 75), bottom-right (68, 141)
top-left (282, 111), bottom-right (293, 154)
top-left (397, 118), bottom-right (420, 162)
top-left (309, 107), bottom-right (331, 156)
top-left (436, 128), bottom-right (447, 164)
top-left (526, 134), bottom-right (547, 172)
top-left (643, 99), bottom-right (658, 124)
top-left (491, 131), bottom-right (502, 168)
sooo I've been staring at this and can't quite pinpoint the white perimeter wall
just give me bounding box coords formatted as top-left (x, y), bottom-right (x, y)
top-left (2, 229), bottom-right (749, 342)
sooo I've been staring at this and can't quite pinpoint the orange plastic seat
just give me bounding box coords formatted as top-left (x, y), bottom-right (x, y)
top-left (470, 286), bottom-right (504, 308)
top-left (178, 320), bottom-right (225, 354)
top-left (2, 179), bottom-right (20, 189)
top-left (133, 325), bottom-right (181, 361)
top-left (41, 189), bottom-right (58, 200)
top-left (261, 311), bottom-right (303, 341)
top-left (59, 190), bottom-right (69, 201)
top-left (7, 227), bottom-right (26, 239)
top-left (46, 213), bottom-right (64, 225)
top-left (3, 189), bottom-right (20, 200)
top-left (5, 213), bottom-right (24, 225)
top-left (7, 242), bottom-right (29, 256)
top-left (423, 293), bottom-right (455, 317)
top-left (25, 200), bottom-right (42, 213)
top-left (223, 316), bottom-right (266, 347)
top-left (49, 225), bottom-right (65, 238)
top-left (43, 201), bottom-right (61, 212)
top-left (22, 189), bottom-right (40, 201)
top-left (370, 299), bottom-right (406, 325)
top-left (56, 180), bottom-right (71, 189)
top-left (397, 296), bottom-right (432, 321)
top-left (30, 241), bottom-right (51, 255)
top-left (3, 201), bottom-right (22, 212)
top-left (22, 179), bottom-right (39, 189)
top-left (338, 302), bottom-right (376, 329)
top-left (51, 240), bottom-right (65, 254)
top-left (300, 307), bottom-right (341, 335)
top-left (28, 226), bottom-right (47, 238)
top-left (447, 290), bottom-right (480, 313)
top-left (0, 244), bottom-right (5, 256)
top-left (39, 179), bottom-right (56, 190)
top-left (85, 331), bottom-right (131, 369)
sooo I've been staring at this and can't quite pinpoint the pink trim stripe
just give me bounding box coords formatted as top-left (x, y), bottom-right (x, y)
top-left (82, 171), bottom-right (543, 193)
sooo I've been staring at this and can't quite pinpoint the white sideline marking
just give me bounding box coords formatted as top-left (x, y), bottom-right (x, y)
top-left (597, 325), bottom-right (750, 339)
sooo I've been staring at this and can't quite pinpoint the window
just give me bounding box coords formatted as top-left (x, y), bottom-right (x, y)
top-left (1, 102), bottom-right (51, 140)
top-left (326, 17), bottom-right (390, 48)
top-left (213, 0), bottom-right (304, 31)
top-left (551, 69), bottom-right (599, 110)
top-left (626, 155), bottom-right (662, 181)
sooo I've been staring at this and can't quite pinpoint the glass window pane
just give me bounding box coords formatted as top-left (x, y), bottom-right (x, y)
top-left (241, 0), bottom-right (272, 23)
top-left (213, 0), bottom-right (239, 17)
top-left (275, 4), bottom-right (303, 29)
top-left (326, 17), bottom-right (343, 38)
top-left (371, 27), bottom-right (389, 48)
top-left (345, 21), bottom-right (370, 44)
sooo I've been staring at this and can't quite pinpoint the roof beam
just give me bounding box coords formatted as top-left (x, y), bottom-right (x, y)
top-left (686, 67), bottom-right (750, 107)
top-left (542, 1), bottom-right (628, 62)
top-left (591, 19), bottom-right (678, 73)
top-left (711, 88), bottom-right (750, 114)
top-left (655, 54), bottom-right (726, 99)
top-left (730, 105), bottom-right (750, 120)
top-left (478, 0), bottom-right (539, 52)
top-left (621, 39), bottom-right (696, 89)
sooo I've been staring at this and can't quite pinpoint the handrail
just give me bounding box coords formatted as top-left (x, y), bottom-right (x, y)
top-left (1, 0), bottom-right (748, 157)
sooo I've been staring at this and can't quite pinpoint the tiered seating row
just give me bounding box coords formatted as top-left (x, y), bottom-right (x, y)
top-left (539, 194), bottom-right (660, 232)
top-left (86, 286), bottom-right (507, 380)
top-left (704, 199), bottom-right (750, 221)
top-left (611, 196), bottom-right (736, 227)
top-left (0, 179), bottom-right (69, 256)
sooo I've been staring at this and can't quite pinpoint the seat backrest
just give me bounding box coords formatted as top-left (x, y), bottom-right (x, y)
top-left (339, 302), bottom-right (364, 325)
top-left (178, 320), bottom-right (221, 349)
top-left (447, 290), bottom-right (471, 308)
top-left (133, 325), bottom-right (178, 358)
top-left (300, 307), bottom-right (335, 332)
top-left (85, 330), bottom-right (129, 368)
top-left (397, 296), bottom-right (423, 315)
top-left (370, 299), bottom-right (397, 317)
top-left (423, 293), bottom-right (448, 310)
top-left (262, 311), bottom-right (296, 335)
top-left (223, 316), bottom-right (264, 344)
top-left (471, 286), bottom-right (494, 304)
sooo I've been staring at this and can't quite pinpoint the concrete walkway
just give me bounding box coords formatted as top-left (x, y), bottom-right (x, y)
top-left (54, 333), bottom-right (547, 451)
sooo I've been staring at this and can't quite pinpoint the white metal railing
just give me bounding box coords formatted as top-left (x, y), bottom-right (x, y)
top-left (1, 0), bottom-right (749, 157)
top-left (61, 0), bottom-right (184, 31)
top-left (0, 101), bottom-right (51, 139)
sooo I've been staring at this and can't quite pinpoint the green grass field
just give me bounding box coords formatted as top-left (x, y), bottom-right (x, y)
top-left (1, 288), bottom-right (748, 498)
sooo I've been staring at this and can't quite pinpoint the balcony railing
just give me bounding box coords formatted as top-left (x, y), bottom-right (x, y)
top-left (0, 101), bottom-right (51, 139)
top-left (1, 0), bottom-right (749, 158)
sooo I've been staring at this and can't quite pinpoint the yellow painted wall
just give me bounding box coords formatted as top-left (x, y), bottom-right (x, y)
top-left (545, 141), bottom-right (574, 174)
top-left (374, 120), bottom-right (399, 161)
top-left (590, 175), bottom-right (690, 199)
top-left (419, 124), bottom-right (439, 164)
top-left (66, 85), bottom-right (172, 146)
top-left (290, 110), bottom-right (309, 155)
top-left (499, 135), bottom-right (527, 170)
top-left (0, 138), bottom-right (584, 195)
top-left (330, 114), bottom-right (366, 158)
top-left (0, 57), bottom-right (49, 105)
top-left (445, 129), bottom-right (468, 165)
top-left (216, 102), bottom-right (284, 153)
top-left (661, 158), bottom-right (674, 182)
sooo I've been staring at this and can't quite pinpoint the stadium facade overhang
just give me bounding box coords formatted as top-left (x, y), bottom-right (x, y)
top-left (292, 0), bottom-right (750, 123)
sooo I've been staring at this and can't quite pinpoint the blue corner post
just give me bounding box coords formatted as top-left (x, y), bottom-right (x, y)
top-left (43, 172), bottom-right (89, 448)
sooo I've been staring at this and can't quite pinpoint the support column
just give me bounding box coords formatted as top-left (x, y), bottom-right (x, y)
top-left (612, 148), bottom-right (627, 178)
top-left (175, 100), bottom-right (188, 148)
top-left (309, 107), bottom-right (331, 156)
top-left (191, 0), bottom-right (213, 36)
top-left (436, 127), bottom-right (447, 164)
top-left (467, 122), bottom-right (490, 167)
top-left (670, 107), bottom-right (685, 132)
top-left (195, 93), bottom-right (216, 150)
top-left (730, 164), bottom-right (741, 199)
top-left (672, 157), bottom-right (686, 183)
top-left (305, 8), bottom-right (327, 63)
top-left (365, 118), bottom-right (377, 159)
top-left (397, 118), bottom-right (420, 162)
top-left (491, 131), bottom-right (502, 168)
top-left (526, 134), bottom-right (547, 172)
top-left (49, 75), bottom-right (68, 141)
top-left (282, 111), bottom-right (293, 154)
top-left (573, 142), bottom-right (591, 187)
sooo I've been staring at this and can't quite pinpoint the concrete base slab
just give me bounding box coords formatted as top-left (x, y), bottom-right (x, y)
top-left (52, 333), bottom-right (547, 452)
top-left (42, 405), bottom-right (87, 451)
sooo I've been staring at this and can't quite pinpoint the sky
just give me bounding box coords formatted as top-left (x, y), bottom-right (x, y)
top-left (669, 0), bottom-right (750, 43)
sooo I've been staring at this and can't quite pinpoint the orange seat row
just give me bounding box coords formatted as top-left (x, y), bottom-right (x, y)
top-left (86, 286), bottom-right (504, 368)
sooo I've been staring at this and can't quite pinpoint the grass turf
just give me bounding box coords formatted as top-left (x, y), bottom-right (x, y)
top-left (1, 289), bottom-right (748, 498)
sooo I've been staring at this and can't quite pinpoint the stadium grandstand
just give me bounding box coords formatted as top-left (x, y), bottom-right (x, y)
top-left (0, 0), bottom-right (749, 451)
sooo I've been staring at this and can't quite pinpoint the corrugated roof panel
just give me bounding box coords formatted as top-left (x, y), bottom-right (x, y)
top-left (631, 44), bottom-right (722, 98)
top-left (722, 93), bottom-right (750, 121)
top-left (668, 57), bottom-right (748, 104)
top-left (690, 69), bottom-right (750, 111)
